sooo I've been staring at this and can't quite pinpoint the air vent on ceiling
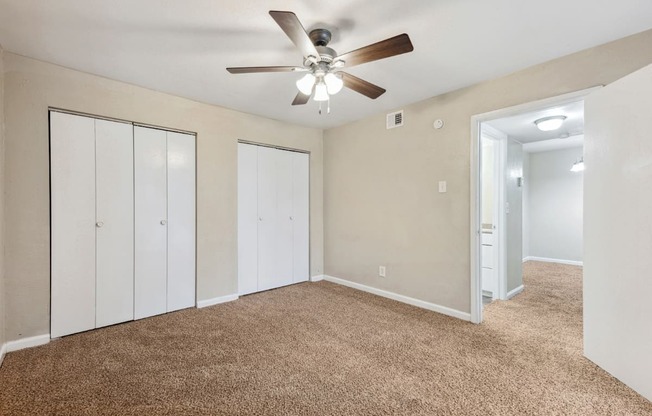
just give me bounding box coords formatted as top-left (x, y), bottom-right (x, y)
top-left (386, 110), bottom-right (404, 129)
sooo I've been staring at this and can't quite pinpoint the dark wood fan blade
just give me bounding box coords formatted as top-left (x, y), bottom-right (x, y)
top-left (341, 72), bottom-right (386, 99)
top-left (335, 34), bottom-right (414, 67)
top-left (226, 66), bottom-right (306, 74)
top-left (269, 11), bottom-right (320, 60)
top-left (292, 91), bottom-right (311, 105)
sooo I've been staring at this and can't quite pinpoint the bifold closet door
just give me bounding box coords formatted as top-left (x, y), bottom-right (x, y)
top-left (134, 126), bottom-right (168, 319)
top-left (50, 112), bottom-right (97, 338)
top-left (95, 119), bottom-right (135, 328)
top-left (167, 132), bottom-right (196, 312)
top-left (256, 146), bottom-right (279, 292)
top-left (237, 144), bottom-right (310, 294)
top-left (275, 149), bottom-right (295, 288)
top-left (292, 152), bottom-right (310, 283)
top-left (238, 143), bottom-right (259, 295)
top-left (257, 147), bottom-right (294, 291)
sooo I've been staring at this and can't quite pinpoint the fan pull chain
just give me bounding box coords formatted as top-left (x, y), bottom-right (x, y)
top-left (327, 96), bottom-right (331, 114)
top-left (318, 101), bottom-right (322, 115)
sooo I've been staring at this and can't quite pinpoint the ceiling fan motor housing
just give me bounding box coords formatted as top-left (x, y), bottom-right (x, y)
top-left (309, 28), bottom-right (332, 46)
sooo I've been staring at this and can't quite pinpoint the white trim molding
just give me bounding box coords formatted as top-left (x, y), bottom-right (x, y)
top-left (0, 343), bottom-right (6, 366)
top-left (523, 256), bottom-right (583, 266)
top-left (506, 285), bottom-right (525, 299)
top-left (310, 275), bottom-right (325, 282)
top-left (324, 275), bottom-right (471, 322)
top-left (6, 334), bottom-right (50, 353)
top-left (196, 294), bottom-right (239, 309)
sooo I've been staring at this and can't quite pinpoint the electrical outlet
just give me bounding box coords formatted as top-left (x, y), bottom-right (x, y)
top-left (379, 266), bottom-right (386, 277)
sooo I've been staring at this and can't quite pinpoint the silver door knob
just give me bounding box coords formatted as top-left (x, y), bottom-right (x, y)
top-left (160, 220), bottom-right (167, 225)
top-left (289, 216), bottom-right (293, 220)
top-left (259, 217), bottom-right (262, 221)
top-left (96, 221), bottom-right (104, 228)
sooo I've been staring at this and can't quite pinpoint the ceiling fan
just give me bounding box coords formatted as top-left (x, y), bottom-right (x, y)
top-left (227, 10), bottom-right (414, 113)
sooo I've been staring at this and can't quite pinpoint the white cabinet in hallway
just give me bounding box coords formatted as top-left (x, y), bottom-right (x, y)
top-left (238, 142), bottom-right (309, 295)
top-left (50, 111), bottom-right (196, 338)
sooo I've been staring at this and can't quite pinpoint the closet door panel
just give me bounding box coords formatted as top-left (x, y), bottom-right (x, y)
top-left (292, 152), bottom-right (310, 283)
top-left (167, 132), bottom-right (196, 311)
top-left (257, 146), bottom-right (278, 292)
top-left (134, 126), bottom-right (168, 319)
top-left (276, 149), bottom-right (294, 287)
top-left (238, 143), bottom-right (259, 295)
top-left (95, 120), bottom-right (135, 327)
top-left (50, 112), bottom-right (97, 338)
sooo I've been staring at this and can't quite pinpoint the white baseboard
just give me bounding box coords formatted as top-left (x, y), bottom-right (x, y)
top-left (0, 342), bottom-right (6, 366)
top-left (506, 285), bottom-right (525, 299)
top-left (196, 294), bottom-right (239, 308)
top-left (5, 334), bottom-right (50, 353)
top-left (523, 256), bottom-right (583, 266)
top-left (324, 275), bottom-right (471, 322)
top-left (310, 274), bottom-right (325, 282)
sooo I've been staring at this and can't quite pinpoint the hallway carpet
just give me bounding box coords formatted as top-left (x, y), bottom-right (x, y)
top-left (0, 262), bottom-right (650, 415)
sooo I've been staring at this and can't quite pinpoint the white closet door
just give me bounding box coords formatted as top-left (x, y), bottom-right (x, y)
top-left (134, 126), bottom-right (168, 319)
top-left (257, 146), bottom-right (279, 292)
top-left (166, 132), bottom-right (196, 312)
top-left (292, 152), bottom-right (310, 283)
top-left (238, 143), bottom-right (259, 295)
top-left (50, 112), bottom-right (96, 338)
top-left (95, 119), bottom-right (135, 328)
top-left (276, 149), bottom-right (294, 287)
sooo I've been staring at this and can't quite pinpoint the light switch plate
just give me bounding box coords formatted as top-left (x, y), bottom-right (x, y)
top-left (438, 181), bottom-right (447, 193)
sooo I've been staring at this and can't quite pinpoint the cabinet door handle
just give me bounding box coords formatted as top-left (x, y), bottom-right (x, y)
top-left (160, 220), bottom-right (167, 225)
top-left (96, 221), bottom-right (104, 228)
top-left (259, 217), bottom-right (263, 221)
top-left (289, 216), bottom-right (293, 220)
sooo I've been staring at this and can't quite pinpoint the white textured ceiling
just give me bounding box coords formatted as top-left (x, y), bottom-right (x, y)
top-left (1, 1), bottom-right (651, 129)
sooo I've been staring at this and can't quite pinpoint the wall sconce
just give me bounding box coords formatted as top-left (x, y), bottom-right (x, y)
top-left (570, 157), bottom-right (585, 172)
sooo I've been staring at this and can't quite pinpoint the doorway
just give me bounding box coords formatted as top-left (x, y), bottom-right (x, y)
top-left (470, 88), bottom-right (597, 323)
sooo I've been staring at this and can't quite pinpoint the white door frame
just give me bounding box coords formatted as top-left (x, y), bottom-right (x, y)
top-left (470, 86), bottom-right (602, 324)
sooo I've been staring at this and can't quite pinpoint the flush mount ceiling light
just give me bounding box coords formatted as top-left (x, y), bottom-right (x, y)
top-left (534, 115), bottom-right (567, 131)
top-left (570, 157), bottom-right (585, 172)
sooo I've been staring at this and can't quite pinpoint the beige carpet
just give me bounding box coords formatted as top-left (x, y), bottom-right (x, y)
top-left (0, 262), bottom-right (650, 415)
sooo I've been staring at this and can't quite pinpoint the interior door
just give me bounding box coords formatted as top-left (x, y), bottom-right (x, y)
top-left (134, 126), bottom-right (168, 319)
top-left (584, 63), bottom-right (652, 401)
top-left (292, 151), bottom-right (310, 283)
top-left (50, 112), bottom-right (96, 338)
top-left (238, 143), bottom-right (259, 295)
top-left (166, 131), bottom-right (196, 312)
top-left (95, 119), bottom-right (134, 328)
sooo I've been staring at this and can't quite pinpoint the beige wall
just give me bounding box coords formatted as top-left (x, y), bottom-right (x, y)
top-left (3, 53), bottom-right (323, 341)
top-left (0, 45), bottom-right (6, 352)
top-left (323, 29), bottom-right (652, 314)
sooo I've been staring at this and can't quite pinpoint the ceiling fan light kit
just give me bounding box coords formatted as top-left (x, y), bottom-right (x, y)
top-left (296, 73), bottom-right (316, 95)
top-left (226, 10), bottom-right (414, 114)
top-left (314, 82), bottom-right (329, 102)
